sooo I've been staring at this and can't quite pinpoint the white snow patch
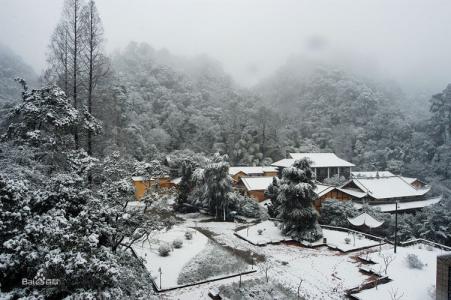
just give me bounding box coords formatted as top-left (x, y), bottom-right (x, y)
top-left (133, 226), bottom-right (208, 289)
top-left (235, 220), bottom-right (292, 245)
top-left (353, 244), bottom-right (449, 300)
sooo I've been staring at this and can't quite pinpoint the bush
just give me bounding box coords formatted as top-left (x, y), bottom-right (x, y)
top-left (319, 199), bottom-right (359, 227)
top-left (344, 237), bottom-right (351, 244)
top-left (158, 243), bottom-right (171, 256)
top-left (172, 239), bottom-right (183, 249)
top-left (406, 253), bottom-right (424, 269)
top-left (185, 231), bottom-right (193, 240)
top-left (236, 195), bottom-right (261, 218)
top-left (257, 229), bottom-right (263, 235)
top-left (173, 238), bottom-right (183, 249)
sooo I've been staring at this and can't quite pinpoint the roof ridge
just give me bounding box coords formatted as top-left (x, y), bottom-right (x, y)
top-left (397, 175), bottom-right (420, 190)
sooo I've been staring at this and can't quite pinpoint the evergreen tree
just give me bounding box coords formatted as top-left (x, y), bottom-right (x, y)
top-left (277, 158), bottom-right (323, 242)
top-left (176, 160), bottom-right (194, 211)
top-left (0, 83), bottom-right (165, 298)
top-left (202, 154), bottom-right (233, 220)
top-left (265, 176), bottom-right (280, 218)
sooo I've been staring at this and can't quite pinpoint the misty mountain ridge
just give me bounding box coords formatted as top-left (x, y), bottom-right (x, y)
top-left (0, 44), bottom-right (37, 102)
top-left (0, 42), bottom-right (438, 174)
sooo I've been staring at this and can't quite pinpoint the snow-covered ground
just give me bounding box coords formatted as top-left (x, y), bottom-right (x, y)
top-left (236, 220), bottom-right (381, 252)
top-left (165, 216), bottom-right (372, 299)
top-left (353, 244), bottom-right (449, 300)
top-left (323, 229), bottom-right (381, 252)
top-left (147, 216), bottom-right (448, 299)
top-left (133, 226), bottom-right (208, 289)
top-left (235, 220), bottom-right (293, 245)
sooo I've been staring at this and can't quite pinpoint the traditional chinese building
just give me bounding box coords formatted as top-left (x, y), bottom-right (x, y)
top-left (342, 171), bottom-right (440, 212)
top-left (228, 166), bottom-right (278, 183)
top-left (271, 153), bottom-right (355, 181)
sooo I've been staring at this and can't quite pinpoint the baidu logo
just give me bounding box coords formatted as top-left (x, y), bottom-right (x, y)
top-left (22, 270), bottom-right (60, 286)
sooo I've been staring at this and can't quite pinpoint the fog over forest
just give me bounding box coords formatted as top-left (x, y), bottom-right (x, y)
top-left (2, 0), bottom-right (451, 92)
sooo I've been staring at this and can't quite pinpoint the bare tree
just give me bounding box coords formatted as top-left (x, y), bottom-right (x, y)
top-left (380, 253), bottom-right (395, 275)
top-left (66, 0), bottom-right (86, 149)
top-left (47, 0), bottom-right (108, 152)
top-left (258, 261), bottom-right (273, 283)
top-left (81, 0), bottom-right (108, 155)
top-left (388, 287), bottom-right (404, 300)
top-left (297, 278), bottom-right (304, 299)
top-left (46, 0), bottom-right (86, 149)
top-left (47, 22), bottom-right (70, 96)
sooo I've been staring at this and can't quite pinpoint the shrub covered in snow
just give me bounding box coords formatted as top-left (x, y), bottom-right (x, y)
top-left (236, 194), bottom-right (261, 218)
top-left (185, 231), bottom-right (193, 240)
top-left (173, 238), bottom-right (183, 249)
top-left (219, 278), bottom-right (297, 299)
top-left (319, 199), bottom-right (359, 227)
top-left (257, 229), bottom-right (263, 235)
top-left (177, 242), bottom-right (248, 285)
top-left (406, 253), bottom-right (425, 269)
top-left (344, 237), bottom-right (351, 244)
top-left (158, 243), bottom-right (171, 256)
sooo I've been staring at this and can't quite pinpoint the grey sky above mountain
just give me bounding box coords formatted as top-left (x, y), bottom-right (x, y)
top-left (1, 0), bottom-right (450, 92)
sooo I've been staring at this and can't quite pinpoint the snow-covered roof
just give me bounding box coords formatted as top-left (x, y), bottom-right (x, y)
top-left (315, 184), bottom-right (336, 198)
top-left (401, 176), bottom-right (427, 186)
top-left (171, 177), bottom-right (182, 185)
top-left (401, 177), bottom-right (417, 184)
top-left (242, 180), bottom-right (339, 197)
top-left (228, 166), bottom-right (277, 176)
top-left (351, 171), bottom-right (395, 178)
top-left (353, 196), bottom-right (442, 212)
top-left (343, 176), bottom-right (431, 200)
top-left (262, 166), bottom-right (278, 172)
top-left (241, 176), bottom-right (274, 191)
top-left (289, 153), bottom-right (355, 167)
top-left (271, 158), bottom-right (296, 168)
top-left (132, 175), bottom-right (172, 182)
top-left (348, 213), bottom-right (384, 228)
top-left (337, 188), bottom-right (367, 198)
top-left (272, 153), bottom-right (355, 168)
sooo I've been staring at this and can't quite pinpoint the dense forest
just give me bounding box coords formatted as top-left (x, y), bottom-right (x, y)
top-left (1, 35), bottom-right (451, 195)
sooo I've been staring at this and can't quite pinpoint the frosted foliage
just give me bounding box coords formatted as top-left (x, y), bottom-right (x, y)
top-left (277, 159), bottom-right (322, 242)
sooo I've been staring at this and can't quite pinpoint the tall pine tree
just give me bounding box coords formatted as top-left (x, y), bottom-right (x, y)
top-left (277, 158), bottom-right (323, 242)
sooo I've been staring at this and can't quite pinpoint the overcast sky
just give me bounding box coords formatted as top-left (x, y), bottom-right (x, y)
top-left (1, 0), bottom-right (451, 91)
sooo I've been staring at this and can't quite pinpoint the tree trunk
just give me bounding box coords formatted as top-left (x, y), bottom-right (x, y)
top-left (73, 0), bottom-right (79, 149)
top-left (87, 2), bottom-right (94, 156)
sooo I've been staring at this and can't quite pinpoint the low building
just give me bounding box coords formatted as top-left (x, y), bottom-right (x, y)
top-left (132, 175), bottom-right (177, 200)
top-left (341, 171), bottom-right (440, 212)
top-left (240, 176), bottom-right (275, 202)
top-left (314, 184), bottom-right (353, 211)
top-left (240, 176), bottom-right (353, 208)
top-left (272, 153), bottom-right (355, 181)
top-left (228, 166), bottom-right (278, 183)
top-left (132, 176), bottom-right (152, 200)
